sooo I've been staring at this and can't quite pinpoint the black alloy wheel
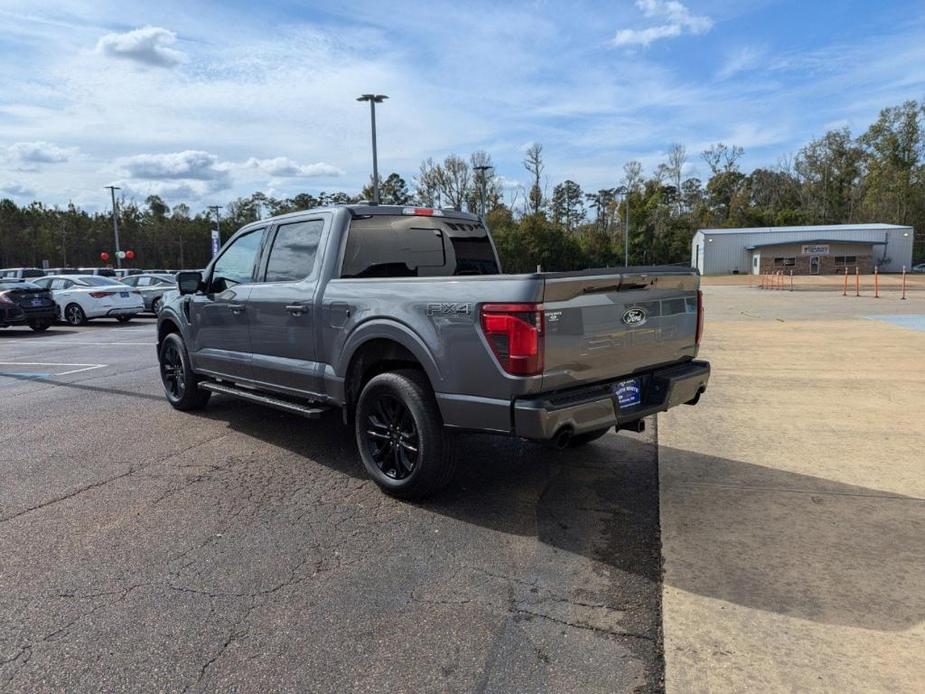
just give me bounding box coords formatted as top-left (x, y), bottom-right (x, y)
top-left (364, 393), bottom-right (420, 480)
top-left (158, 332), bottom-right (210, 410)
top-left (160, 338), bottom-right (186, 401)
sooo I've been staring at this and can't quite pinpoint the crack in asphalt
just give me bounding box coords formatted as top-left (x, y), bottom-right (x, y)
top-left (0, 433), bottom-right (231, 524)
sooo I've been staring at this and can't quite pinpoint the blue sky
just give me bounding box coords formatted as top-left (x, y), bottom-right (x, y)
top-left (0, 0), bottom-right (923, 212)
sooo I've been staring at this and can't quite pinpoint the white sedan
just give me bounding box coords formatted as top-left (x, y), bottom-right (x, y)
top-left (912, 263), bottom-right (925, 273)
top-left (32, 275), bottom-right (144, 325)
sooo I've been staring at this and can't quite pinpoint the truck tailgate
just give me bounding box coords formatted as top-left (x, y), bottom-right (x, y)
top-left (541, 268), bottom-right (700, 390)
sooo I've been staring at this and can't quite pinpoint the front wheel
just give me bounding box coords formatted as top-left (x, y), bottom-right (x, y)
top-left (151, 297), bottom-right (164, 315)
top-left (64, 303), bottom-right (87, 326)
top-left (355, 369), bottom-right (457, 499)
top-left (158, 332), bottom-right (211, 410)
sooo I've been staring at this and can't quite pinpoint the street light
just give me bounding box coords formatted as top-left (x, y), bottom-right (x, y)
top-left (356, 94), bottom-right (388, 204)
top-left (473, 165), bottom-right (493, 218)
top-left (104, 185), bottom-right (122, 269)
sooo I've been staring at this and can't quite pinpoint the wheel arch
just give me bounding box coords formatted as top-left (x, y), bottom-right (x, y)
top-left (341, 323), bottom-right (443, 417)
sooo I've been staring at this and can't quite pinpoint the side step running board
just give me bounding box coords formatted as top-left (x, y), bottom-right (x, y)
top-left (200, 381), bottom-right (329, 419)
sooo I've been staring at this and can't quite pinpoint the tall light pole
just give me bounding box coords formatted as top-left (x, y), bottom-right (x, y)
top-left (473, 164), bottom-right (493, 218)
top-left (104, 185), bottom-right (122, 268)
top-left (356, 94), bottom-right (388, 204)
top-left (208, 205), bottom-right (222, 261)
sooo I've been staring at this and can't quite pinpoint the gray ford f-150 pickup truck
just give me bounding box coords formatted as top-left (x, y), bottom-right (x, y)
top-left (157, 204), bottom-right (709, 498)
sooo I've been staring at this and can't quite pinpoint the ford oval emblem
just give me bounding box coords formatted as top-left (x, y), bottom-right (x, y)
top-left (622, 307), bottom-right (647, 327)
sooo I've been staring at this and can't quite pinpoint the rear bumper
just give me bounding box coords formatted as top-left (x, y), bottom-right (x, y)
top-left (0, 305), bottom-right (56, 326)
top-left (102, 307), bottom-right (142, 317)
top-left (512, 360), bottom-right (710, 440)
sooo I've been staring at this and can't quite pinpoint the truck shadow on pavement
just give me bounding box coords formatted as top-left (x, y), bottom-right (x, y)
top-left (658, 446), bottom-right (925, 633)
top-left (196, 399), bottom-right (923, 634)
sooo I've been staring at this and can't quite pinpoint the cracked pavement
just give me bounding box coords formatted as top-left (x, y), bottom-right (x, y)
top-left (1, 320), bottom-right (664, 692)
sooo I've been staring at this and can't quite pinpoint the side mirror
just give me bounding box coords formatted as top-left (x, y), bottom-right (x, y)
top-left (176, 271), bottom-right (203, 295)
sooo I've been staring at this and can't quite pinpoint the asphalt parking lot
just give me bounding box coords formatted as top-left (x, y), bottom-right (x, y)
top-left (1, 319), bottom-right (664, 692)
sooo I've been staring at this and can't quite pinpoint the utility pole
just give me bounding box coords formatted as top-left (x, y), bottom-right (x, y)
top-left (356, 94), bottom-right (388, 204)
top-left (473, 165), bottom-right (493, 218)
top-left (208, 205), bottom-right (222, 261)
top-left (625, 193), bottom-right (630, 267)
top-left (104, 185), bottom-right (122, 268)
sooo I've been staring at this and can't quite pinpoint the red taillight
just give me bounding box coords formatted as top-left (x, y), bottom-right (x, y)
top-left (480, 303), bottom-right (544, 376)
top-left (89, 291), bottom-right (113, 298)
top-left (695, 289), bottom-right (704, 346)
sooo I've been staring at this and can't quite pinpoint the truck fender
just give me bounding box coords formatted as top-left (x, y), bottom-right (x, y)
top-left (338, 318), bottom-right (446, 394)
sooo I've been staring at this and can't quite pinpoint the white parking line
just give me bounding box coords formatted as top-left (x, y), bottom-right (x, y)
top-left (0, 362), bottom-right (107, 376)
top-left (13, 341), bottom-right (151, 346)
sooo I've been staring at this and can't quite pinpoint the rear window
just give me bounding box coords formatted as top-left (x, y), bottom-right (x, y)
top-left (341, 216), bottom-right (499, 278)
top-left (79, 276), bottom-right (122, 286)
top-left (0, 281), bottom-right (38, 290)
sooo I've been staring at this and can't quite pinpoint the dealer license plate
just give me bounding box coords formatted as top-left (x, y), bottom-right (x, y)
top-left (120, 291), bottom-right (130, 298)
top-left (614, 379), bottom-right (641, 409)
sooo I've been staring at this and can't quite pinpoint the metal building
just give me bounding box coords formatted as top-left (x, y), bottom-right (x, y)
top-left (691, 223), bottom-right (915, 275)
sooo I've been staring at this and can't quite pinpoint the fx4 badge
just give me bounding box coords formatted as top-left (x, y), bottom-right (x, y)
top-left (622, 307), bottom-right (647, 327)
top-left (426, 303), bottom-right (472, 317)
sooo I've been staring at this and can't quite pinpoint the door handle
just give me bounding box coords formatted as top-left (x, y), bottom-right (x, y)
top-left (285, 303), bottom-right (308, 316)
top-left (228, 303), bottom-right (245, 314)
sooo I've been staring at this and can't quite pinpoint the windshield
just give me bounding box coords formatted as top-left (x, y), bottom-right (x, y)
top-left (341, 216), bottom-right (500, 278)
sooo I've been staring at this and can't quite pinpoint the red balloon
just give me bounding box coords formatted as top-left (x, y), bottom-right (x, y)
top-left (100, 252), bottom-right (110, 261)
top-left (125, 249), bottom-right (135, 260)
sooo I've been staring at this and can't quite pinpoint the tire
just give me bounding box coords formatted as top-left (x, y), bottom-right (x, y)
top-left (355, 369), bottom-right (457, 499)
top-left (64, 303), bottom-right (87, 326)
top-left (158, 332), bottom-right (211, 411)
top-left (116, 315), bottom-right (132, 323)
top-left (152, 297), bottom-right (163, 315)
top-left (29, 320), bottom-right (51, 332)
top-left (566, 427), bottom-right (611, 447)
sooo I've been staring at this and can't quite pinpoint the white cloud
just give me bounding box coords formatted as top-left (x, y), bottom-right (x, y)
top-left (0, 181), bottom-right (35, 198)
top-left (4, 141), bottom-right (76, 170)
top-left (613, 0), bottom-right (713, 47)
top-left (717, 46), bottom-right (765, 80)
top-left (96, 26), bottom-right (184, 68)
top-left (119, 150), bottom-right (228, 181)
top-left (244, 157), bottom-right (344, 178)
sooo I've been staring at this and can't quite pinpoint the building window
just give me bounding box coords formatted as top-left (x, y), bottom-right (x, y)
top-left (834, 256), bottom-right (857, 266)
top-left (773, 257), bottom-right (796, 267)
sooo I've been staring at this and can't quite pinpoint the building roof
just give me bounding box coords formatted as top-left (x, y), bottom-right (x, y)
top-left (697, 223), bottom-right (911, 236)
top-left (745, 238), bottom-right (886, 250)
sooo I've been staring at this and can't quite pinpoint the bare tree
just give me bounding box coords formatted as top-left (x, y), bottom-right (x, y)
top-left (414, 158), bottom-right (442, 207)
top-left (523, 143), bottom-right (545, 215)
top-left (438, 154), bottom-right (471, 211)
top-left (701, 143), bottom-right (744, 175)
top-left (667, 143), bottom-right (687, 214)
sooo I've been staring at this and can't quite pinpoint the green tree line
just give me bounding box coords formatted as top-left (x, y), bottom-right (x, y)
top-left (1, 100), bottom-right (923, 272)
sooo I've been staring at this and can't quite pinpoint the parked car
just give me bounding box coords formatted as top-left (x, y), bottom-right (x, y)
top-left (120, 273), bottom-right (177, 314)
top-left (0, 279), bottom-right (56, 331)
top-left (0, 268), bottom-right (45, 279)
top-left (157, 204), bottom-right (710, 498)
top-left (113, 268), bottom-right (144, 278)
top-left (32, 275), bottom-right (144, 325)
top-left (77, 267), bottom-right (117, 277)
top-left (43, 267), bottom-right (81, 276)
top-left (912, 263), bottom-right (925, 273)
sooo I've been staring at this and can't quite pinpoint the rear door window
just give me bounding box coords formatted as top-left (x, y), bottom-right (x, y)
top-left (341, 216), bottom-right (499, 278)
top-left (265, 219), bottom-right (325, 282)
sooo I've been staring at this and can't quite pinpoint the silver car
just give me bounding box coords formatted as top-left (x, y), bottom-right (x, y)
top-left (120, 273), bottom-right (177, 314)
